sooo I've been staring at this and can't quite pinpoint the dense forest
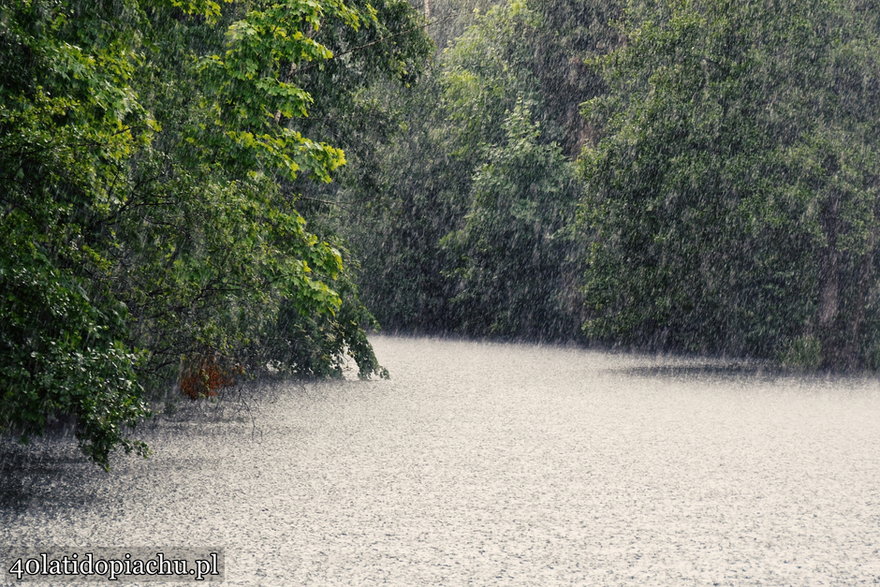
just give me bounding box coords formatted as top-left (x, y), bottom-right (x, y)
top-left (3, 0), bottom-right (880, 466)
top-left (334, 0), bottom-right (880, 368)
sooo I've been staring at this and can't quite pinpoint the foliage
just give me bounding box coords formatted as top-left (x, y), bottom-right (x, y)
top-left (340, 0), bottom-right (611, 339)
top-left (441, 100), bottom-right (581, 338)
top-left (0, 0), bottom-right (427, 466)
top-left (0, 0), bottom-right (153, 468)
top-left (579, 0), bottom-right (880, 367)
top-left (333, 68), bottom-right (471, 333)
top-left (414, 0), bottom-right (498, 50)
top-left (0, 238), bottom-right (149, 470)
top-left (339, 0), bottom-right (880, 371)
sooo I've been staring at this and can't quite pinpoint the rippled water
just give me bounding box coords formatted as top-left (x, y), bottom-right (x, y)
top-left (2, 335), bottom-right (880, 585)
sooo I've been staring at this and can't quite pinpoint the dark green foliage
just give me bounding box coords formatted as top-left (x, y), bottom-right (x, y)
top-left (0, 239), bottom-right (149, 470)
top-left (1, 0), bottom-right (154, 468)
top-left (579, 0), bottom-right (880, 367)
top-left (415, 0), bottom-right (498, 50)
top-left (442, 101), bottom-right (581, 338)
top-left (0, 0), bottom-right (427, 466)
top-left (340, 0), bottom-right (608, 340)
top-left (341, 0), bottom-right (880, 370)
top-left (335, 68), bottom-right (470, 333)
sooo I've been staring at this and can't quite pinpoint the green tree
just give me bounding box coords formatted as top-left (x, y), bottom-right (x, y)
top-left (0, 0), bottom-right (428, 466)
top-left (442, 100), bottom-right (581, 338)
top-left (343, 0), bottom-right (613, 338)
top-left (1, 0), bottom-right (155, 468)
top-left (579, 0), bottom-right (880, 368)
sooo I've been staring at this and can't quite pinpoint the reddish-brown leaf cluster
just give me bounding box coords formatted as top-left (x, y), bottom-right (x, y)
top-left (179, 354), bottom-right (242, 399)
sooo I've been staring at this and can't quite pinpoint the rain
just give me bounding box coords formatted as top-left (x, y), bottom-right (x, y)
top-left (2, 0), bottom-right (880, 584)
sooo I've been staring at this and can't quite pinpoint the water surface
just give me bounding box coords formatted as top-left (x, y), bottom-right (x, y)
top-left (2, 335), bottom-right (879, 585)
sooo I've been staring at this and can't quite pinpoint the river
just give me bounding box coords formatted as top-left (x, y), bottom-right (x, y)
top-left (2, 335), bottom-right (879, 585)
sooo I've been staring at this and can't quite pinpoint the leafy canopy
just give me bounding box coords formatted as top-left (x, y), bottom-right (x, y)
top-left (0, 0), bottom-right (428, 467)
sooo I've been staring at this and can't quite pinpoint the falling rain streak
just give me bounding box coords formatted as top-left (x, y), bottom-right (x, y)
top-left (3, 0), bottom-right (880, 584)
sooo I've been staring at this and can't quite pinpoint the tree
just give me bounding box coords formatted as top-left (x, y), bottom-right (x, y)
top-left (0, 0), bottom-right (429, 466)
top-left (1, 0), bottom-right (156, 468)
top-left (442, 100), bottom-right (581, 338)
top-left (579, 0), bottom-right (880, 368)
top-left (342, 0), bottom-right (614, 339)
